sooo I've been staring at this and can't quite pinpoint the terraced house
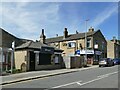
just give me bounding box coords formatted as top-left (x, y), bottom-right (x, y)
top-left (0, 28), bottom-right (29, 71)
top-left (46, 27), bottom-right (107, 64)
top-left (107, 37), bottom-right (120, 59)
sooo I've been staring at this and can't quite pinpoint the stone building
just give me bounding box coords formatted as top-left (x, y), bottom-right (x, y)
top-left (15, 29), bottom-right (64, 71)
top-left (46, 27), bottom-right (107, 64)
top-left (107, 37), bottom-right (120, 59)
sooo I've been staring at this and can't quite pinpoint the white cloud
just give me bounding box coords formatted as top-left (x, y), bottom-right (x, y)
top-left (1, 2), bottom-right (60, 40)
top-left (15, 1), bottom-right (29, 8)
top-left (91, 4), bottom-right (118, 29)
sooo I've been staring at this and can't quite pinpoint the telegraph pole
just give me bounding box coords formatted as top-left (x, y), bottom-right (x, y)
top-left (85, 19), bottom-right (89, 66)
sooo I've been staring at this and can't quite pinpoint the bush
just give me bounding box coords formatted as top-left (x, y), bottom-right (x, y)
top-left (13, 69), bottom-right (22, 73)
top-left (6, 69), bottom-right (22, 74)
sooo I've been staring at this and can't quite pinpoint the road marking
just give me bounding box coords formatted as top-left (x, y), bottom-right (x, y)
top-left (51, 76), bottom-right (107, 89)
top-left (76, 82), bottom-right (82, 85)
top-left (52, 80), bottom-right (82, 88)
top-left (78, 71), bottom-right (118, 86)
top-left (51, 71), bottom-right (118, 89)
top-left (79, 75), bottom-right (108, 86)
top-left (97, 71), bottom-right (118, 78)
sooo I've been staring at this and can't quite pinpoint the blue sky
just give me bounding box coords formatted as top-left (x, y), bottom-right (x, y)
top-left (0, 1), bottom-right (119, 41)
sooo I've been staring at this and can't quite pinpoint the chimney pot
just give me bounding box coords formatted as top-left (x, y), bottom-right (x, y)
top-left (76, 30), bottom-right (79, 34)
top-left (56, 34), bottom-right (58, 37)
top-left (89, 27), bottom-right (94, 32)
top-left (40, 29), bottom-right (46, 44)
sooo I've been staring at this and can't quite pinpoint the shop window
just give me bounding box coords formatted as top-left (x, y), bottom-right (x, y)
top-left (39, 53), bottom-right (51, 65)
top-left (0, 54), bottom-right (5, 62)
top-left (67, 42), bottom-right (76, 48)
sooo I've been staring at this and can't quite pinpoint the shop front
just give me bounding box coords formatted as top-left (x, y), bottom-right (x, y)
top-left (80, 50), bottom-right (94, 65)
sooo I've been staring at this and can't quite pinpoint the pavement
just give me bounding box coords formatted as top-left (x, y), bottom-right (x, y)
top-left (0, 65), bottom-right (98, 85)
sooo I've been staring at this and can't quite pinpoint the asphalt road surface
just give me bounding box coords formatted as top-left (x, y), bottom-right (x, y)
top-left (2, 65), bottom-right (119, 89)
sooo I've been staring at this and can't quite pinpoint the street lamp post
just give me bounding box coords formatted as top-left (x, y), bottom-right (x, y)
top-left (11, 41), bottom-right (15, 74)
top-left (85, 19), bottom-right (89, 66)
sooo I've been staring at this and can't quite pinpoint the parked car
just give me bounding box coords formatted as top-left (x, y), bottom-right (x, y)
top-left (99, 58), bottom-right (114, 67)
top-left (113, 58), bottom-right (120, 65)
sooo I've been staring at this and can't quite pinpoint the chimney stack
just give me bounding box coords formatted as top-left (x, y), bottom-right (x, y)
top-left (63, 28), bottom-right (68, 38)
top-left (40, 29), bottom-right (46, 44)
top-left (89, 27), bottom-right (94, 32)
top-left (56, 34), bottom-right (58, 37)
top-left (112, 36), bottom-right (117, 43)
top-left (76, 30), bottom-right (79, 34)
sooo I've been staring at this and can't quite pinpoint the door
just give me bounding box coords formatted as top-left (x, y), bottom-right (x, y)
top-left (29, 51), bottom-right (35, 71)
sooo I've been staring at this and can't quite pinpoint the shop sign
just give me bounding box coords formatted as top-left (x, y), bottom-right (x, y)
top-left (80, 50), bottom-right (94, 54)
top-left (76, 50), bottom-right (80, 55)
top-left (94, 44), bottom-right (98, 49)
top-left (41, 46), bottom-right (54, 54)
top-left (95, 51), bottom-right (102, 55)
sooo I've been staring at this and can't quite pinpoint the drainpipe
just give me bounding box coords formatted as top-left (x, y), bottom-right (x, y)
top-left (0, 47), bottom-right (3, 75)
top-left (6, 52), bottom-right (8, 71)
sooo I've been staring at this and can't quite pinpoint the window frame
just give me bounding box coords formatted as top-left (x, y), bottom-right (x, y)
top-left (67, 41), bottom-right (76, 48)
top-left (87, 38), bottom-right (91, 48)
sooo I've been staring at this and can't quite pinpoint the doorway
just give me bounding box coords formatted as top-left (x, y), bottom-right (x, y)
top-left (29, 51), bottom-right (35, 71)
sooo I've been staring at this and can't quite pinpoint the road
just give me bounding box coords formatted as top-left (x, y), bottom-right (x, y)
top-left (2, 65), bottom-right (119, 89)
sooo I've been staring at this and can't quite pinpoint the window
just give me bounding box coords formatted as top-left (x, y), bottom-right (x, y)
top-left (39, 53), bottom-right (51, 65)
top-left (54, 56), bottom-right (59, 64)
top-left (95, 40), bottom-right (98, 44)
top-left (63, 43), bottom-right (67, 46)
top-left (80, 43), bottom-right (83, 49)
top-left (94, 40), bottom-right (98, 49)
top-left (67, 42), bottom-right (76, 48)
top-left (102, 41), bottom-right (105, 50)
top-left (87, 38), bottom-right (91, 48)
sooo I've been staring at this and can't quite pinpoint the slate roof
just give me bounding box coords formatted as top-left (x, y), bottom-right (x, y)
top-left (0, 28), bottom-right (32, 47)
top-left (46, 30), bottom-right (98, 43)
top-left (15, 41), bottom-right (63, 52)
top-left (16, 41), bottom-right (50, 49)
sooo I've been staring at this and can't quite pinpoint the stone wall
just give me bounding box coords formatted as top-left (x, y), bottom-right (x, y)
top-left (14, 50), bottom-right (27, 71)
top-left (63, 56), bottom-right (84, 69)
top-left (107, 40), bottom-right (120, 58)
